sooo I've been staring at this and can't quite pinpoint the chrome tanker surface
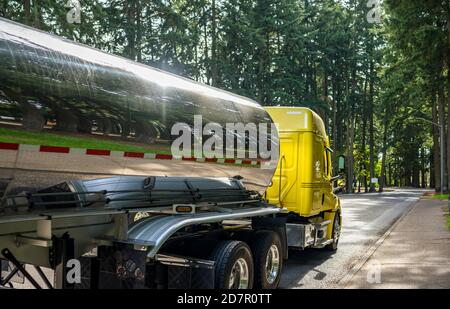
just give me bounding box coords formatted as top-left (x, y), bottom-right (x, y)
top-left (0, 18), bottom-right (279, 212)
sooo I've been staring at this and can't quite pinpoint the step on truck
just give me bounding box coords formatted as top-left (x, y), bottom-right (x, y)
top-left (0, 18), bottom-right (342, 289)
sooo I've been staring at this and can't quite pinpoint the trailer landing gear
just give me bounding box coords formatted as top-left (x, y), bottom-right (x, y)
top-left (0, 248), bottom-right (52, 289)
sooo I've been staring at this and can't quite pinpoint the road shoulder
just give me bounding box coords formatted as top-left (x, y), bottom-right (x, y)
top-left (344, 198), bottom-right (450, 289)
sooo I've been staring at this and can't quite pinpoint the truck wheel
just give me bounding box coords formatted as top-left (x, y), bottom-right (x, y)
top-left (251, 231), bottom-right (283, 289)
top-left (210, 240), bottom-right (254, 289)
top-left (326, 212), bottom-right (341, 251)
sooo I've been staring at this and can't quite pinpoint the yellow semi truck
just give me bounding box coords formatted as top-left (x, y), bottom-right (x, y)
top-left (265, 107), bottom-right (342, 252)
top-left (0, 106), bottom-right (343, 289)
top-left (0, 19), bottom-right (342, 290)
top-left (0, 106), bottom-right (342, 290)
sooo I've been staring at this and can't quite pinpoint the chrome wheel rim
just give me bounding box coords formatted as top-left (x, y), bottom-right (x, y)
top-left (228, 258), bottom-right (249, 289)
top-left (265, 245), bottom-right (280, 284)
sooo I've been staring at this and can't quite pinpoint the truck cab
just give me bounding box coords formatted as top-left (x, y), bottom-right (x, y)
top-left (265, 107), bottom-right (342, 250)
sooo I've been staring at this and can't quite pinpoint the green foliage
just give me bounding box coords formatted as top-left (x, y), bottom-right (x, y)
top-left (382, 0), bottom-right (449, 189)
top-left (1, 0), bottom-right (448, 191)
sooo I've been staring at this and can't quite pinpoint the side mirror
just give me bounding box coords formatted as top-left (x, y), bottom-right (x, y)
top-left (338, 155), bottom-right (346, 173)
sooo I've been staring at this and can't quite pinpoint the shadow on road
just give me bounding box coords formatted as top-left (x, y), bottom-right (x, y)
top-left (281, 248), bottom-right (337, 288)
top-left (280, 189), bottom-right (427, 289)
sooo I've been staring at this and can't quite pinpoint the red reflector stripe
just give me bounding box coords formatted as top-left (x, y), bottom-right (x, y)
top-left (1, 142), bottom-right (260, 167)
top-left (86, 149), bottom-right (111, 156)
top-left (182, 157), bottom-right (196, 161)
top-left (155, 154), bottom-right (173, 160)
top-left (40, 145), bottom-right (70, 153)
top-left (0, 142), bottom-right (19, 150)
top-left (124, 152), bottom-right (144, 158)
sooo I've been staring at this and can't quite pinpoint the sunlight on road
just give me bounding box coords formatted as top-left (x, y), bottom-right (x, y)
top-left (281, 189), bottom-right (426, 289)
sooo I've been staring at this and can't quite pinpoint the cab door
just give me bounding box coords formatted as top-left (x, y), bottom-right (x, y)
top-left (322, 143), bottom-right (335, 211)
top-left (312, 137), bottom-right (332, 211)
top-left (265, 131), bottom-right (299, 210)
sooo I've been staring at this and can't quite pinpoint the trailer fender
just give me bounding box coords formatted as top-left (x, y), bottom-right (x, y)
top-left (126, 207), bottom-right (281, 259)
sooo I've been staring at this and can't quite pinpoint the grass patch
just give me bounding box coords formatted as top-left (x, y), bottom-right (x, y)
top-left (431, 194), bottom-right (449, 200)
top-left (0, 127), bottom-right (170, 154)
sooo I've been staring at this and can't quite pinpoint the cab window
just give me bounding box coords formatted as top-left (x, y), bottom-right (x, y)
top-left (323, 151), bottom-right (328, 177)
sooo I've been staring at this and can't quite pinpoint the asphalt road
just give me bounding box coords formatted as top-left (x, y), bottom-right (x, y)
top-left (279, 188), bottom-right (427, 289)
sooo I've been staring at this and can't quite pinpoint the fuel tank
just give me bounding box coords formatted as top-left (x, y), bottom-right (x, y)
top-left (0, 18), bottom-right (279, 211)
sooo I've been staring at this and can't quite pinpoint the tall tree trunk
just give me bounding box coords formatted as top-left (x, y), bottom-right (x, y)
top-left (432, 96), bottom-right (441, 191)
top-left (320, 67), bottom-right (328, 126)
top-left (438, 83), bottom-right (446, 191)
top-left (361, 76), bottom-right (368, 192)
top-left (193, 7), bottom-right (199, 82)
top-left (412, 152), bottom-right (420, 187)
top-left (336, 85), bottom-right (342, 150)
top-left (136, 0), bottom-right (142, 62)
top-left (421, 148), bottom-right (426, 188)
top-left (346, 68), bottom-right (357, 194)
top-left (32, 0), bottom-right (43, 29)
top-left (332, 77), bottom-right (337, 155)
top-left (446, 3), bottom-right (450, 192)
top-left (369, 61), bottom-right (376, 192)
top-left (346, 117), bottom-right (355, 193)
top-left (323, 68), bottom-right (329, 135)
top-left (305, 58), bottom-right (310, 95)
top-left (379, 107), bottom-right (389, 193)
top-left (387, 163), bottom-right (392, 187)
top-left (23, 0), bottom-right (31, 25)
top-left (0, 1), bottom-right (6, 17)
top-left (125, 0), bottom-right (137, 60)
top-left (211, 0), bottom-right (218, 86)
top-left (428, 151), bottom-right (436, 188)
top-left (147, 8), bottom-right (154, 62)
top-left (430, 152), bottom-right (435, 188)
top-left (202, 6), bottom-right (210, 84)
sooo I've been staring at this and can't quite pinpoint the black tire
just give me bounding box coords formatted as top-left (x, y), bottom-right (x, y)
top-left (251, 231), bottom-right (283, 289)
top-left (325, 211), bottom-right (341, 251)
top-left (210, 240), bottom-right (254, 289)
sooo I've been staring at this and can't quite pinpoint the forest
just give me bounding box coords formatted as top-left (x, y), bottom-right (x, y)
top-left (0, 0), bottom-right (449, 193)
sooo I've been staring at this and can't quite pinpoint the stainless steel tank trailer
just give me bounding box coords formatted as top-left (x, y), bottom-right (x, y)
top-left (0, 18), bottom-right (285, 289)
